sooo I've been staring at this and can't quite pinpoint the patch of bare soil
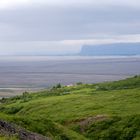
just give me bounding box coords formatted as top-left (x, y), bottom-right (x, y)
top-left (64, 115), bottom-right (108, 133)
top-left (78, 115), bottom-right (108, 132)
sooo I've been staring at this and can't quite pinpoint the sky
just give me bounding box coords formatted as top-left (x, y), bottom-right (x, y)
top-left (0, 0), bottom-right (140, 55)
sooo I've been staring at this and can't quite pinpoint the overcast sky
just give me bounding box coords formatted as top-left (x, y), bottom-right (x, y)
top-left (0, 0), bottom-right (140, 55)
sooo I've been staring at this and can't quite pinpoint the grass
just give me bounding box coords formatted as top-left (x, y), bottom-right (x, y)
top-left (0, 135), bottom-right (18, 140)
top-left (0, 75), bottom-right (140, 139)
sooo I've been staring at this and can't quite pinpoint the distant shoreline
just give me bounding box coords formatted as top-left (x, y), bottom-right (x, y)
top-left (0, 55), bottom-right (140, 62)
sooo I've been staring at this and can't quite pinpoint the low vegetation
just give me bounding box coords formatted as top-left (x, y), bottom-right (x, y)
top-left (0, 75), bottom-right (140, 139)
top-left (0, 135), bottom-right (18, 140)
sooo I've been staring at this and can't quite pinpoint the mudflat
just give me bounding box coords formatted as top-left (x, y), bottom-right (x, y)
top-left (0, 56), bottom-right (140, 97)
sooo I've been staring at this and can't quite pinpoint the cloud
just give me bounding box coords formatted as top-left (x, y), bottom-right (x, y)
top-left (1, 0), bottom-right (140, 9)
top-left (0, 0), bottom-right (29, 9)
top-left (0, 41), bottom-right (81, 55)
top-left (0, 0), bottom-right (140, 55)
top-left (0, 5), bottom-right (140, 41)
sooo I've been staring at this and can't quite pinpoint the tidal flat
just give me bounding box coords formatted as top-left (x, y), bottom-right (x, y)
top-left (0, 56), bottom-right (140, 97)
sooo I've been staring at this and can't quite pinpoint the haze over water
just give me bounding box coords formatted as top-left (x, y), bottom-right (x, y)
top-left (0, 55), bottom-right (140, 98)
top-left (0, 56), bottom-right (140, 87)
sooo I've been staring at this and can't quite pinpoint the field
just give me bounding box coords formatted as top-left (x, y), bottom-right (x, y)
top-left (0, 76), bottom-right (140, 139)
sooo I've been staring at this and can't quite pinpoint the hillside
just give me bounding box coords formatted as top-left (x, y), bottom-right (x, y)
top-left (80, 43), bottom-right (140, 56)
top-left (0, 76), bottom-right (140, 140)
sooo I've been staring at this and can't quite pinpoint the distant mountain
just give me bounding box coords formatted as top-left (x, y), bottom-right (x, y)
top-left (80, 43), bottom-right (140, 56)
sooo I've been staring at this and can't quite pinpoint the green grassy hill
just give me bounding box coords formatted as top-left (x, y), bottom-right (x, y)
top-left (0, 76), bottom-right (140, 140)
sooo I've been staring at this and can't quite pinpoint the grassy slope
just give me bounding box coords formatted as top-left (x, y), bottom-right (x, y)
top-left (0, 76), bottom-right (140, 140)
top-left (0, 135), bottom-right (18, 140)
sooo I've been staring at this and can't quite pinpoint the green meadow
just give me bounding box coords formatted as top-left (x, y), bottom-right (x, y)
top-left (0, 76), bottom-right (140, 140)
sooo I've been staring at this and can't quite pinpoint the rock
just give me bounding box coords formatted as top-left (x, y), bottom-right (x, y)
top-left (0, 120), bottom-right (51, 140)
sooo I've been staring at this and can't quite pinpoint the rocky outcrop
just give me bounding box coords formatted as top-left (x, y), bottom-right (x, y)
top-left (0, 120), bottom-right (51, 140)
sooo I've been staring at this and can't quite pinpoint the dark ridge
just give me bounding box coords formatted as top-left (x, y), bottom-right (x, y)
top-left (80, 43), bottom-right (140, 56)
